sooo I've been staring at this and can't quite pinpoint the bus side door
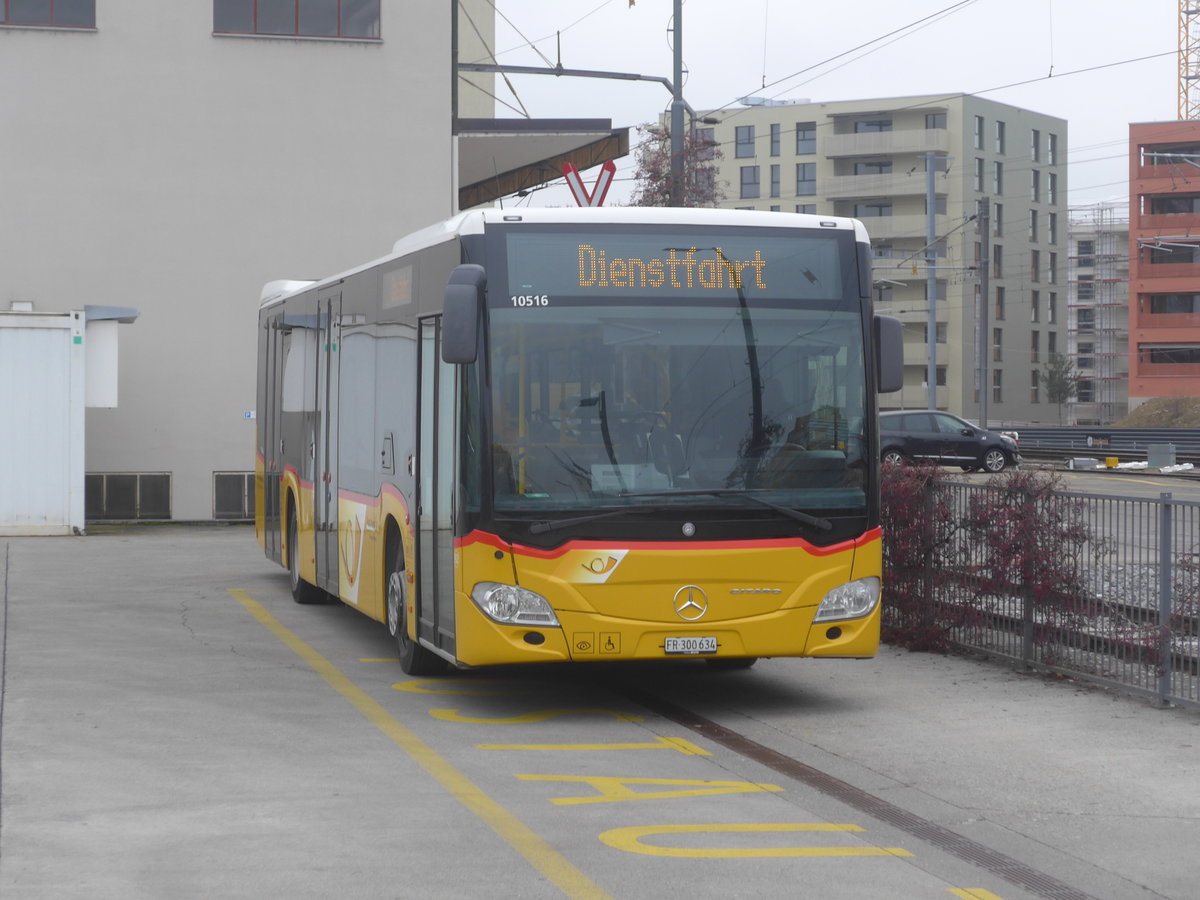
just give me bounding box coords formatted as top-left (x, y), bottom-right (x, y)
top-left (315, 290), bottom-right (342, 594)
top-left (416, 317), bottom-right (457, 659)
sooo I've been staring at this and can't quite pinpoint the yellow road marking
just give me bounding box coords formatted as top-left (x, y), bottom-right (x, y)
top-left (479, 736), bottom-right (710, 756)
top-left (228, 589), bottom-right (611, 900)
top-left (599, 823), bottom-right (913, 858)
top-left (518, 774), bottom-right (783, 805)
top-left (948, 890), bottom-right (1007, 900)
top-left (430, 708), bottom-right (644, 724)
top-left (395, 679), bottom-right (517, 696)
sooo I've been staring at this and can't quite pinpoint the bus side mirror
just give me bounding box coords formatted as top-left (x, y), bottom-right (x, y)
top-left (442, 264), bottom-right (486, 364)
top-left (874, 315), bottom-right (903, 393)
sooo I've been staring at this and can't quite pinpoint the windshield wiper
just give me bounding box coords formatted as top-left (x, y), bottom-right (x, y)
top-left (619, 489), bottom-right (833, 532)
top-left (527, 506), bottom-right (656, 535)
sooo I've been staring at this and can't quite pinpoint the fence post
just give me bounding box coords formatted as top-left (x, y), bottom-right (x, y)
top-left (1020, 483), bottom-right (1035, 668)
top-left (1158, 492), bottom-right (1174, 708)
top-left (921, 480), bottom-right (936, 634)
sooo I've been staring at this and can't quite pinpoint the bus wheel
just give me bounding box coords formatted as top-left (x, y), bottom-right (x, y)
top-left (385, 534), bottom-right (444, 676)
top-left (287, 505), bottom-right (327, 605)
top-left (704, 657), bottom-right (757, 670)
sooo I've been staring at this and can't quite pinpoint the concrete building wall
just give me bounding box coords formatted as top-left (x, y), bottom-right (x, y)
top-left (1, 1), bottom-right (489, 520)
top-left (701, 93), bottom-right (1068, 426)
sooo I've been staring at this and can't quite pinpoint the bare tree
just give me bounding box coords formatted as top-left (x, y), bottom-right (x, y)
top-left (628, 123), bottom-right (725, 208)
top-left (1040, 352), bottom-right (1080, 425)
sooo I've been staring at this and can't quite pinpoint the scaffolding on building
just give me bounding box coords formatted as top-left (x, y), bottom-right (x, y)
top-left (1066, 202), bottom-right (1130, 425)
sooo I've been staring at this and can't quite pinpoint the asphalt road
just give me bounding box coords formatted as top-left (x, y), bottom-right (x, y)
top-left (1, 526), bottom-right (1197, 900)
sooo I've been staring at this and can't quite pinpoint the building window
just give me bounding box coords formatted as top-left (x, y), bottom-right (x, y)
top-left (995, 120), bottom-right (1006, 154)
top-left (1048, 331), bottom-right (1057, 354)
top-left (1149, 242), bottom-right (1200, 264)
top-left (769, 123), bottom-right (780, 157)
top-left (735, 125), bottom-right (756, 158)
top-left (1077, 378), bottom-right (1093, 403)
top-left (1149, 193), bottom-right (1200, 214)
top-left (854, 160), bottom-right (892, 175)
top-left (974, 115), bottom-right (985, 150)
top-left (795, 122), bottom-right (816, 154)
top-left (994, 202), bottom-right (1003, 236)
top-left (795, 204), bottom-right (816, 214)
top-left (1031, 128), bottom-right (1041, 162)
top-left (1031, 330), bottom-right (1040, 363)
top-left (1077, 274), bottom-right (1095, 301)
top-left (1077, 308), bottom-right (1095, 332)
top-left (854, 200), bottom-right (892, 217)
top-left (1031, 370), bottom-right (1040, 403)
top-left (973, 158), bottom-right (984, 192)
top-left (993, 161), bottom-right (1003, 194)
top-left (992, 369), bottom-right (1003, 403)
top-left (1029, 209), bottom-right (1038, 242)
top-left (1049, 292), bottom-right (1058, 324)
top-left (1048, 252), bottom-right (1058, 284)
top-left (739, 165), bottom-right (760, 199)
top-left (993, 328), bottom-right (1003, 362)
top-left (1048, 212), bottom-right (1057, 244)
top-left (936, 366), bottom-right (947, 387)
top-left (1076, 239), bottom-right (1094, 266)
top-left (2, 0), bottom-right (94, 27)
top-left (1047, 133), bottom-right (1058, 165)
top-left (770, 164), bottom-right (780, 198)
top-left (994, 285), bottom-right (1006, 320)
top-left (993, 244), bottom-right (1003, 278)
top-left (214, 0), bottom-right (381, 38)
top-left (925, 112), bottom-right (947, 129)
top-left (1141, 345), bottom-right (1200, 365)
top-left (1047, 172), bottom-right (1057, 204)
top-left (1030, 249), bottom-right (1040, 282)
top-left (855, 119), bottom-right (892, 133)
top-left (1077, 342), bottom-right (1094, 369)
top-left (1031, 290), bottom-right (1040, 322)
top-left (795, 162), bottom-right (816, 196)
top-left (924, 323), bottom-right (948, 343)
top-left (696, 127), bottom-right (716, 160)
top-left (1149, 293), bottom-right (1200, 313)
top-left (1031, 169), bottom-right (1040, 202)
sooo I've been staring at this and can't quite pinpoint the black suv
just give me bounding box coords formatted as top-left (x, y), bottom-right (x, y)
top-left (880, 410), bottom-right (1020, 473)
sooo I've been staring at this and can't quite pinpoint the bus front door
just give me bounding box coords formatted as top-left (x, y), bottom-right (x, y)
top-left (416, 317), bottom-right (457, 660)
top-left (314, 291), bottom-right (341, 594)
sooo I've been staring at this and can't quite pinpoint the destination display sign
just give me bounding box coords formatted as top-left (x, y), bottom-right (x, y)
top-left (501, 229), bottom-right (848, 305)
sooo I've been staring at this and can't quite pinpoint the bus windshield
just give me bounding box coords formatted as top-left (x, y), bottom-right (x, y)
top-left (487, 226), bottom-right (868, 518)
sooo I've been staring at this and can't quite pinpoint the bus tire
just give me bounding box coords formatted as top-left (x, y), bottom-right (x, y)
top-left (385, 528), bottom-right (444, 676)
top-left (287, 504), bottom-right (327, 605)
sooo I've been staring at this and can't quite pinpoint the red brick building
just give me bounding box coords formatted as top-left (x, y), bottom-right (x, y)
top-left (1128, 122), bottom-right (1200, 407)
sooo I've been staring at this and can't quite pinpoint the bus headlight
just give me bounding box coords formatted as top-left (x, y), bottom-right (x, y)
top-left (471, 583), bottom-right (560, 627)
top-left (813, 577), bottom-right (880, 622)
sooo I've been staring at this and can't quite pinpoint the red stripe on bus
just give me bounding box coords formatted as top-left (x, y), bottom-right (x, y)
top-left (457, 527), bottom-right (880, 558)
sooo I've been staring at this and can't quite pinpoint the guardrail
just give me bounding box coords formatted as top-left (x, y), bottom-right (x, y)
top-left (1011, 426), bottom-right (1200, 466)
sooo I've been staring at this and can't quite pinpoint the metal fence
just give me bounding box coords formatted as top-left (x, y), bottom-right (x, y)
top-left (883, 480), bottom-right (1200, 709)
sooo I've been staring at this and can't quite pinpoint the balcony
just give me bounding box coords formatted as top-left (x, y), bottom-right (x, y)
top-left (853, 214), bottom-right (930, 240)
top-left (822, 129), bottom-right (950, 159)
top-left (823, 172), bottom-right (937, 200)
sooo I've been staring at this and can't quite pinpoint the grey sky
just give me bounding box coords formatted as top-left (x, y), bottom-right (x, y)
top-left (481, 0), bottom-right (1175, 208)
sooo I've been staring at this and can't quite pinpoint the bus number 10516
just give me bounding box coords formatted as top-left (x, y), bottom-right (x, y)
top-left (511, 295), bottom-right (549, 307)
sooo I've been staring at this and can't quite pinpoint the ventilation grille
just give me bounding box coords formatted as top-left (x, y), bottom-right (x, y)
top-left (213, 472), bottom-right (255, 521)
top-left (86, 473), bottom-right (171, 521)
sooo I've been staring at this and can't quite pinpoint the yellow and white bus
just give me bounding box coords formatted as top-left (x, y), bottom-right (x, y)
top-left (255, 207), bottom-right (902, 674)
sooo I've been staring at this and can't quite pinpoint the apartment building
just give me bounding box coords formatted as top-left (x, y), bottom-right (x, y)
top-left (1067, 204), bottom-right (1129, 425)
top-left (2, 2), bottom-right (625, 523)
top-left (1128, 122), bottom-right (1200, 409)
top-left (698, 94), bottom-right (1068, 425)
